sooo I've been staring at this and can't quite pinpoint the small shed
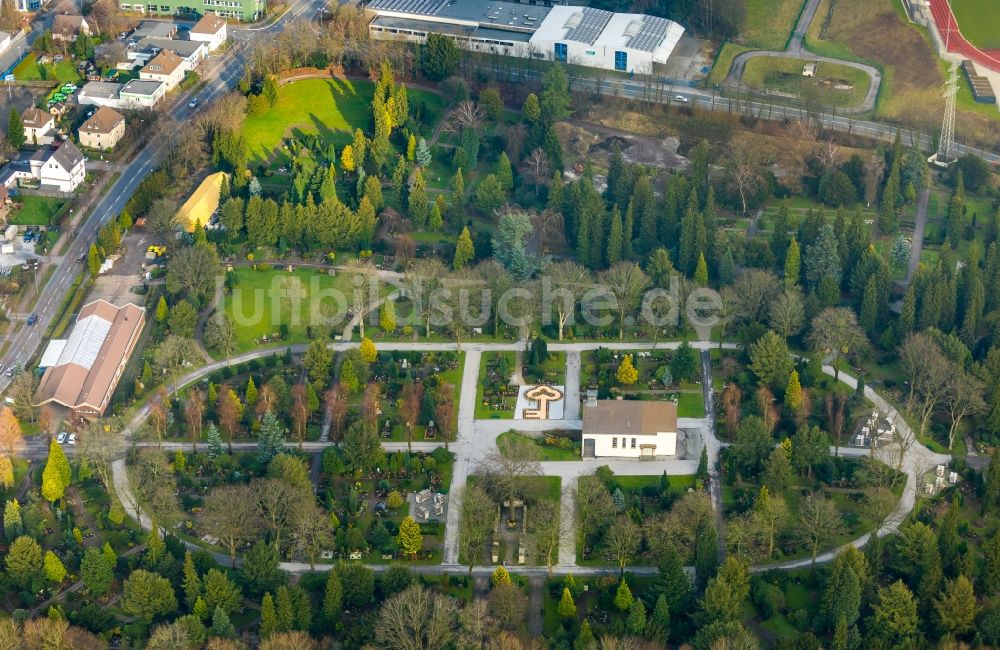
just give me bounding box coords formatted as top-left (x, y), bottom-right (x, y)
top-left (802, 62), bottom-right (817, 77)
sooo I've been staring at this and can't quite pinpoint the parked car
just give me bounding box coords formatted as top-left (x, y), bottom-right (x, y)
top-left (68, 433), bottom-right (76, 445)
top-left (57, 432), bottom-right (67, 444)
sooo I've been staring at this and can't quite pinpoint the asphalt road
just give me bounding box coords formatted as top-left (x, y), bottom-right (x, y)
top-left (531, 68), bottom-right (1000, 163)
top-left (0, 0), bottom-right (326, 392)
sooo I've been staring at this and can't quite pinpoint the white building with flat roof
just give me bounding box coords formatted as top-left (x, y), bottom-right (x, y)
top-left (528, 6), bottom-right (683, 72)
top-left (365, 0), bottom-right (684, 73)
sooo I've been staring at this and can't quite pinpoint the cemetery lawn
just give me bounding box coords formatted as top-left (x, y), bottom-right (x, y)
top-left (221, 267), bottom-right (389, 351)
top-left (242, 78), bottom-right (446, 165)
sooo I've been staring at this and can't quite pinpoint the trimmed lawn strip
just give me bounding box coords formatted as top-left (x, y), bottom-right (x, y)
top-left (740, 57), bottom-right (871, 108)
top-left (497, 430), bottom-right (581, 461)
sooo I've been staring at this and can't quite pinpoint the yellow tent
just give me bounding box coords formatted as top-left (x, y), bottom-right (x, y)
top-left (177, 171), bottom-right (228, 233)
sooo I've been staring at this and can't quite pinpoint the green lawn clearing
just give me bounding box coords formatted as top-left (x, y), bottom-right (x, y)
top-left (738, 0), bottom-right (806, 49)
top-left (496, 430), bottom-right (580, 461)
top-left (220, 267), bottom-right (389, 351)
top-left (612, 474), bottom-right (696, 492)
top-left (707, 42), bottom-right (753, 86)
top-left (741, 57), bottom-right (871, 107)
top-left (9, 196), bottom-right (66, 225)
top-left (950, 0), bottom-right (1000, 49)
top-left (677, 391), bottom-right (706, 417)
top-left (242, 78), bottom-right (445, 165)
top-left (13, 52), bottom-right (82, 83)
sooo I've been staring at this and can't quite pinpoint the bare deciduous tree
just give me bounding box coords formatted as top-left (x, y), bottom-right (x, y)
top-left (726, 136), bottom-right (765, 215)
top-left (523, 148), bottom-right (550, 198)
top-left (202, 483), bottom-right (260, 567)
top-left (447, 100), bottom-right (486, 135)
top-left (376, 585), bottom-right (458, 650)
top-left (78, 418), bottom-right (125, 491)
top-left (899, 332), bottom-right (949, 439)
top-left (796, 493), bottom-right (844, 569)
top-left (530, 499), bottom-right (571, 575)
top-left (458, 484), bottom-right (496, 576)
top-left (325, 383), bottom-right (349, 442)
top-left (544, 261), bottom-right (591, 340)
top-left (184, 389), bottom-right (204, 451)
top-left (942, 368), bottom-right (984, 450)
top-left (604, 516), bottom-right (642, 577)
top-left (600, 262), bottom-right (650, 340)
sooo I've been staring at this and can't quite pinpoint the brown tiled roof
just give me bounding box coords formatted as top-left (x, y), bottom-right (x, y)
top-left (21, 107), bottom-right (51, 129)
top-left (191, 13), bottom-right (226, 34)
top-left (142, 49), bottom-right (183, 76)
top-left (53, 15), bottom-right (86, 37)
top-left (35, 300), bottom-right (145, 415)
top-left (582, 400), bottom-right (677, 436)
top-left (80, 106), bottom-right (125, 135)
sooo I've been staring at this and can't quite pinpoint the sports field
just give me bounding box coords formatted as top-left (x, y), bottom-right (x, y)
top-left (950, 0), bottom-right (1000, 50)
top-left (241, 78), bottom-right (445, 165)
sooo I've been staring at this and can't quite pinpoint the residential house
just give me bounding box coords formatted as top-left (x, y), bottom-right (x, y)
top-left (52, 15), bottom-right (93, 42)
top-left (15, 0), bottom-right (40, 12)
top-left (139, 49), bottom-right (185, 91)
top-left (21, 107), bottom-right (57, 146)
top-left (79, 106), bottom-right (126, 151)
top-left (47, 101), bottom-right (69, 118)
top-left (581, 397), bottom-right (678, 458)
top-left (189, 13), bottom-right (227, 50)
top-left (119, 79), bottom-right (165, 107)
top-left (126, 37), bottom-right (206, 68)
top-left (0, 140), bottom-right (86, 192)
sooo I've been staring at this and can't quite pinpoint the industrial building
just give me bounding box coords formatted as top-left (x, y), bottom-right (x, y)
top-left (365, 0), bottom-right (684, 73)
top-left (35, 300), bottom-right (146, 420)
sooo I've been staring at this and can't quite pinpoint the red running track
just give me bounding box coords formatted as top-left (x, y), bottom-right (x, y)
top-left (927, 0), bottom-right (1000, 72)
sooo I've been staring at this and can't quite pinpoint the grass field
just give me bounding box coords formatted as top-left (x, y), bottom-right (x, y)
top-left (12, 53), bottom-right (82, 83)
top-left (9, 196), bottom-right (66, 225)
top-left (741, 57), bottom-right (871, 107)
top-left (707, 42), bottom-right (753, 86)
top-left (738, 0), bottom-right (806, 49)
top-left (242, 78), bottom-right (445, 165)
top-left (804, 0), bottom-right (999, 146)
top-left (950, 0), bottom-right (1000, 49)
top-left (220, 267), bottom-right (387, 351)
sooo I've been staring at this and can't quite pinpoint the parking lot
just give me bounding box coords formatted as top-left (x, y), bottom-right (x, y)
top-left (0, 230), bottom-right (45, 270)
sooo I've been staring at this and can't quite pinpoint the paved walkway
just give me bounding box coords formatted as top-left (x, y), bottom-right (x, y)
top-left (110, 337), bottom-right (944, 575)
top-left (903, 187), bottom-right (931, 287)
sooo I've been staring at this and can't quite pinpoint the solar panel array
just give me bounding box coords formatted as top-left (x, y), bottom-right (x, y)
top-left (367, 0), bottom-right (449, 16)
top-left (57, 315), bottom-right (112, 371)
top-left (627, 15), bottom-right (669, 52)
top-left (563, 7), bottom-right (612, 45)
